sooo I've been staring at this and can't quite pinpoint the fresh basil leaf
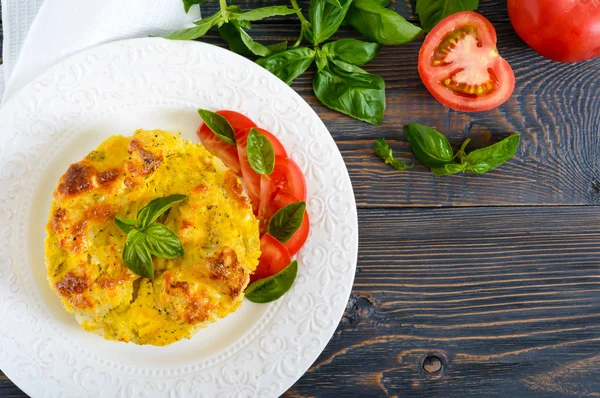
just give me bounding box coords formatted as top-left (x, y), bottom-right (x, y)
top-left (346, 0), bottom-right (423, 45)
top-left (219, 21), bottom-right (283, 57)
top-left (432, 163), bottom-right (464, 176)
top-left (463, 134), bottom-right (520, 174)
top-left (122, 230), bottom-right (154, 280)
top-left (115, 216), bottom-right (136, 234)
top-left (198, 108), bottom-right (236, 145)
top-left (372, 0), bottom-right (391, 6)
top-left (268, 202), bottom-right (306, 243)
top-left (313, 59), bottom-right (385, 125)
top-left (143, 223), bottom-right (184, 259)
top-left (245, 260), bottom-right (298, 303)
top-left (323, 38), bottom-right (380, 66)
top-left (374, 138), bottom-right (413, 171)
top-left (137, 194), bottom-right (187, 230)
top-left (257, 48), bottom-right (315, 85)
top-left (164, 13), bottom-right (220, 40)
top-left (416, 0), bottom-right (479, 32)
top-left (267, 41), bottom-right (289, 53)
top-left (403, 123), bottom-right (454, 168)
top-left (246, 128), bottom-right (276, 176)
top-left (315, 48), bottom-right (329, 72)
top-left (306, 0), bottom-right (353, 45)
top-left (182, 0), bottom-right (206, 13)
top-left (237, 6), bottom-right (296, 21)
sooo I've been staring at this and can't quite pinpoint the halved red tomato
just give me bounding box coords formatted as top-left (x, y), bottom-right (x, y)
top-left (250, 233), bottom-right (291, 283)
top-left (257, 156), bottom-right (307, 230)
top-left (236, 127), bottom-right (287, 213)
top-left (270, 191), bottom-right (310, 256)
top-left (418, 11), bottom-right (515, 112)
top-left (196, 110), bottom-right (256, 175)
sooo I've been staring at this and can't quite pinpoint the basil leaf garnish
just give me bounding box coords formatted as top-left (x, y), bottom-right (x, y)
top-left (137, 194), bottom-right (187, 230)
top-left (198, 109), bottom-right (237, 146)
top-left (144, 223), bottom-right (184, 258)
top-left (346, 0), bottom-right (423, 45)
top-left (268, 202), bottom-right (306, 243)
top-left (403, 123), bottom-right (454, 168)
top-left (322, 38), bottom-right (380, 66)
top-left (374, 138), bottom-right (414, 171)
top-left (313, 59), bottom-right (386, 125)
top-left (237, 6), bottom-right (296, 21)
top-left (416, 0), bottom-right (480, 32)
top-left (115, 216), bottom-right (136, 234)
top-left (122, 230), bottom-right (154, 280)
top-left (182, 0), bottom-right (206, 13)
top-left (306, 0), bottom-right (352, 45)
top-left (463, 134), bottom-right (520, 174)
top-left (245, 261), bottom-right (298, 303)
top-left (257, 47), bottom-right (316, 85)
top-left (246, 128), bottom-right (275, 176)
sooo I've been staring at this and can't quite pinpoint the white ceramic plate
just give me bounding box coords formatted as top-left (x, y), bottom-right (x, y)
top-left (0, 38), bottom-right (358, 397)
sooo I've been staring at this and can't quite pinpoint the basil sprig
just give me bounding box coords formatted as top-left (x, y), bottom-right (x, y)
top-left (198, 109), bottom-right (236, 145)
top-left (115, 194), bottom-right (187, 280)
top-left (246, 260), bottom-right (298, 303)
top-left (167, 1), bottom-right (294, 57)
top-left (268, 202), bottom-right (306, 243)
top-left (415, 0), bottom-right (480, 32)
top-left (390, 123), bottom-right (520, 175)
top-left (246, 128), bottom-right (275, 176)
top-left (374, 138), bottom-right (413, 171)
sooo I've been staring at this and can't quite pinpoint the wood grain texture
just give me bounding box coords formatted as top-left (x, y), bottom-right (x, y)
top-left (1, 0), bottom-right (600, 397)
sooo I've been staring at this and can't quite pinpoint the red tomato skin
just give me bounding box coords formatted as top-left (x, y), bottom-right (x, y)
top-left (196, 110), bottom-right (256, 175)
top-left (250, 234), bottom-right (291, 283)
top-left (418, 12), bottom-right (515, 112)
top-left (508, 0), bottom-right (600, 62)
top-left (236, 127), bottom-right (288, 213)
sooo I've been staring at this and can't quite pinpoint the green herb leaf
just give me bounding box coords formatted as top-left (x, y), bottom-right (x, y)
top-left (306, 0), bottom-right (353, 45)
top-left (143, 223), bottom-right (184, 259)
top-left (219, 21), bottom-right (284, 57)
top-left (164, 13), bottom-right (220, 40)
top-left (245, 260), bottom-right (298, 303)
top-left (246, 128), bottom-right (276, 176)
top-left (122, 230), bottom-right (154, 280)
top-left (237, 6), bottom-right (296, 21)
top-left (374, 138), bottom-right (413, 171)
top-left (432, 163), bottom-right (465, 176)
top-left (463, 134), bottom-right (520, 174)
top-left (198, 108), bottom-right (236, 145)
top-left (137, 194), bottom-right (187, 231)
top-left (182, 0), bottom-right (206, 13)
top-left (268, 202), bottom-right (306, 243)
top-left (346, 0), bottom-right (423, 45)
top-left (416, 0), bottom-right (479, 32)
top-left (257, 47), bottom-right (316, 85)
top-left (315, 48), bottom-right (329, 72)
top-left (313, 59), bottom-right (386, 125)
top-left (115, 216), bottom-right (137, 234)
top-left (403, 123), bottom-right (454, 168)
top-left (322, 38), bottom-right (380, 66)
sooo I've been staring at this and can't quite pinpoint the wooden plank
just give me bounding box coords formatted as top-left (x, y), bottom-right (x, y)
top-left (286, 206), bottom-right (600, 397)
top-left (197, 23), bottom-right (600, 206)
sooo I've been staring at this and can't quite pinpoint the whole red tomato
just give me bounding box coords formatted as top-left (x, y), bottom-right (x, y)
top-left (507, 0), bottom-right (600, 62)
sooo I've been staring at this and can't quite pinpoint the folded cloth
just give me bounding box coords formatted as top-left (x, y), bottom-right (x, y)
top-left (1, 0), bottom-right (201, 102)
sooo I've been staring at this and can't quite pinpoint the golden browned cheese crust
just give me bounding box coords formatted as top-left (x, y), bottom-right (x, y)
top-left (45, 130), bottom-right (261, 346)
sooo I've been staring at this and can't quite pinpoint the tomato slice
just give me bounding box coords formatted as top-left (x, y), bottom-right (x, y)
top-left (196, 110), bottom-right (256, 175)
top-left (250, 233), bottom-right (292, 283)
top-left (418, 11), bottom-right (515, 112)
top-left (236, 127), bottom-right (288, 213)
top-left (270, 191), bottom-right (310, 256)
top-left (258, 156), bottom-right (307, 230)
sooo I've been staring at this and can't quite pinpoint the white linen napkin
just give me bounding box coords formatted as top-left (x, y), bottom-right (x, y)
top-left (1, 0), bottom-right (201, 102)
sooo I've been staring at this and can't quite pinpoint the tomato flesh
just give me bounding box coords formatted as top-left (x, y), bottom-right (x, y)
top-left (250, 234), bottom-right (291, 283)
top-left (418, 11), bottom-right (515, 112)
top-left (508, 0), bottom-right (600, 62)
top-left (236, 127), bottom-right (288, 213)
top-left (196, 110), bottom-right (256, 175)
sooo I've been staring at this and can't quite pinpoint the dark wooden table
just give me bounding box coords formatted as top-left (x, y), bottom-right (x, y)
top-left (2, 1), bottom-right (600, 397)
